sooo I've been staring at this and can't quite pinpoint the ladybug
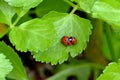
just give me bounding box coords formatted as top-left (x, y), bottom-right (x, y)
top-left (61, 36), bottom-right (72, 46)
top-left (68, 37), bottom-right (77, 45)
top-left (61, 36), bottom-right (77, 46)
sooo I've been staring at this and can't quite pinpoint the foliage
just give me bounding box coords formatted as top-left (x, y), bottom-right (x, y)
top-left (0, 42), bottom-right (28, 80)
top-left (9, 18), bottom-right (58, 52)
top-left (0, 53), bottom-right (13, 80)
top-left (32, 11), bottom-right (92, 65)
top-left (47, 60), bottom-right (103, 80)
top-left (0, 0), bottom-right (120, 80)
top-left (97, 59), bottom-right (120, 80)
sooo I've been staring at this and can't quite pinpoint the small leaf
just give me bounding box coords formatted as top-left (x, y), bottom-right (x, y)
top-left (9, 18), bottom-right (58, 52)
top-left (0, 41), bottom-right (28, 80)
top-left (4, 0), bottom-right (43, 9)
top-left (97, 60), bottom-right (120, 80)
top-left (74, 0), bottom-right (96, 13)
top-left (92, 0), bottom-right (120, 29)
top-left (33, 11), bottom-right (92, 65)
top-left (35, 0), bottom-right (70, 17)
top-left (0, 53), bottom-right (13, 80)
top-left (0, 0), bottom-right (15, 25)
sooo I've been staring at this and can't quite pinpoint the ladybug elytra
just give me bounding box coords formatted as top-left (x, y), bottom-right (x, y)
top-left (68, 37), bottom-right (77, 45)
top-left (61, 36), bottom-right (77, 46)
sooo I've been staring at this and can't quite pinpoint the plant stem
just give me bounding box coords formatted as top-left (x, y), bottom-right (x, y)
top-left (70, 5), bottom-right (78, 14)
top-left (64, 0), bottom-right (79, 14)
top-left (104, 23), bottom-right (116, 61)
top-left (12, 16), bottom-right (21, 27)
top-left (64, 0), bottom-right (76, 8)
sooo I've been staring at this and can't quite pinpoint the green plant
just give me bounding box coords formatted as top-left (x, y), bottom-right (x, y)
top-left (0, 0), bottom-right (120, 80)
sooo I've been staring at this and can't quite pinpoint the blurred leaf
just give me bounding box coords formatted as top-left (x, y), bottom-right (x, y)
top-left (92, 0), bottom-right (120, 29)
top-left (74, 0), bottom-right (96, 13)
top-left (0, 0), bottom-right (15, 25)
top-left (35, 0), bottom-right (70, 17)
top-left (47, 64), bottom-right (91, 80)
top-left (0, 53), bottom-right (13, 80)
top-left (102, 25), bottom-right (120, 61)
top-left (32, 11), bottom-right (92, 65)
top-left (9, 18), bottom-right (58, 52)
top-left (84, 19), bottom-right (108, 66)
top-left (4, 0), bottom-right (43, 9)
top-left (4, 0), bottom-right (43, 17)
top-left (47, 62), bottom-right (103, 80)
top-left (0, 41), bottom-right (28, 80)
top-left (97, 60), bottom-right (120, 80)
top-left (102, 35), bottom-right (112, 60)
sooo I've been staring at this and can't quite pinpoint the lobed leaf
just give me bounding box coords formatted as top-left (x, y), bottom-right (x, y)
top-left (32, 11), bottom-right (92, 65)
top-left (97, 60), bottom-right (120, 80)
top-left (9, 18), bottom-right (58, 52)
top-left (0, 41), bottom-right (28, 80)
top-left (0, 53), bottom-right (13, 80)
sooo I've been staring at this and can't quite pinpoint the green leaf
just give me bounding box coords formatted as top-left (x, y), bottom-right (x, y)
top-left (102, 25), bottom-right (120, 61)
top-left (0, 0), bottom-right (15, 25)
top-left (0, 53), bottom-right (13, 80)
top-left (97, 60), bottom-right (120, 80)
top-left (74, 0), bottom-right (96, 13)
top-left (0, 41), bottom-right (28, 80)
top-left (102, 35), bottom-right (112, 60)
top-left (92, 0), bottom-right (120, 29)
top-left (13, 7), bottom-right (29, 17)
top-left (4, 0), bottom-right (43, 9)
top-left (47, 60), bottom-right (103, 80)
top-left (47, 64), bottom-right (91, 80)
top-left (35, 0), bottom-right (70, 17)
top-left (9, 18), bottom-right (58, 52)
top-left (32, 11), bottom-right (92, 65)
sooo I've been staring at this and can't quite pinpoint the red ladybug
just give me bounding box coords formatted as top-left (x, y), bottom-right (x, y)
top-left (61, 36), bottom-right (72, 46)
top-left (68, 37), bottom-right (77, 45)
top-left (61, 36), bottom-right (77, 46)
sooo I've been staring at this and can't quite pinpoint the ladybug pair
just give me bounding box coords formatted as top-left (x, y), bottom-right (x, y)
top-left (61, 36), bottom-right (77, 46)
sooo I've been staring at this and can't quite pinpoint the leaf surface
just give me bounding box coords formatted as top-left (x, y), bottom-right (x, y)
top-left (92, 0), bottom-right (120, 29)
top-left (74, 0), bottom-right (96, 13)
top-left (33, 11), bottom-right (92, 65)
top-left (0, 0), bottom-right (15, 25)
top-left (9, 18), bottom-right (58, 52)
top-left (0, 42), bottom-right (28, 80)
top-left (4, 0), bottom-right (43, 9)
top-left (97, 60), bottom-right (120, 80)
top-left (0, 53), bottom-right (13, 80)
top-left (47, 64), bottom-right (91, 80)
